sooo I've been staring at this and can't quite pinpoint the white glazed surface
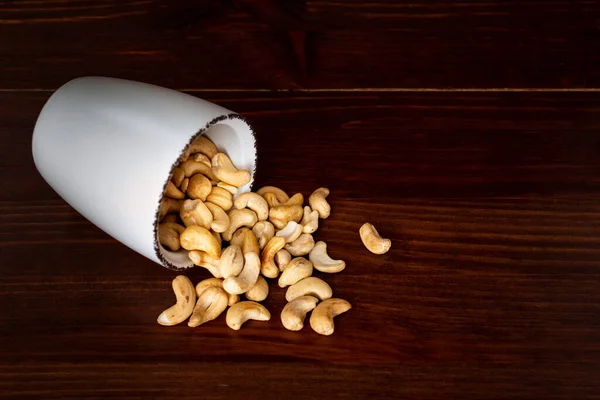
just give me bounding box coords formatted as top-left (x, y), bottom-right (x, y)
top-left (32, 77), bottom-right (257, 270)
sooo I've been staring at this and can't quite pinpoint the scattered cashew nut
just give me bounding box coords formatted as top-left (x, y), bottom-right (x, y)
top-left (309, 187), bottom-right (331, 219)
top-left (301, 206), bottom-right (319, 234)
top-left (276, 221), bottom-right (303, 243)
top-left (226, 301), bottom-right (271, 330)
top-left (234, 192), bottom-right (269, 221)
top-left (245, 276), bottom-right (269, 302)
top-left (359, 222), bottom-right (391, 255)
top-left (219, 244), bottom-right (244, 278)
top-left (195, 277), bottom-right (238, 306)
top-left (188, 250), bottom-right (223, 278)
top-left (281, 295), bottom-right (318, 331)
top-left (285, 276), bottom-right (332, 302)
top-left (309, 241), bottom-right (346, 273)
top-left (158, 222), bottom-right (185, 251)
top-left (188, 286), bottom-right (228, 327)
top-left (261, 236), bottom-right (286, 278)
top-left (157, 275), bottom-right (196, 326)
top-left (285, 233), bottom-right (315, 256)
top-left (222, 208), bottom-right (258, 241)
top-left (211, 152), bottom-right (251, 187)
top-left (309, 298), bottom-right (351, 336)
top-left (257, 186), bottom-right (289, 204)
top-left (269, 204), bottom-right (303, 229)
top-left (275, 249), bottom-right (292, 271)
top-left (252, 221), bottom-right (275, 249)
top-left (278, 257), bottom-right (313, 288)
top-left (230, 227), bottom-right (261, 255)
top-left (222, 252), bottom-right (260, 295)
top-left (180, 225), bottom-right (221, 258)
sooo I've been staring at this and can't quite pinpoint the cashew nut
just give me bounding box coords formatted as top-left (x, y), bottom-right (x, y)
top-left (186, 174), bottom-right (212, 201)
top-left (181, 157), bottom-right (217, 180)
top-left (184, 136), bottom-right (218, 160)
top-left (180, 225), bottom-right (221, 258)
top-left (157, 275), bottom-right (196, 326)
top-left (188, 286), bottom-right (228, 327)
top-left (188, 250), bottom-right (222, 278)
top-left (159, 198), bottom-right (182, 220)
top-left (222, 208), bottom-right (258, 241)
top-left (285, 233), bottom-right (315, 256)
top-left (219, 244), bottom-right (244, 278)
top-left (158, 222), bottom-right (185, 251)
top-left (263, 192), bottom-right (303, 208)
top-left (276, 221), bottom-right (303, 243)
top-left (261, 236), bottom-right (286, 278)
top-left (230, 227), bottom-right (260, 255)
top-left (285, 277), bottom-right (332, 302)
top-left (211, 152), bottom-right (251, 187)
top-left (191, 152), bottom-right (212, 167)
top-left (217, 181), bottom-right (238, 195)
top-left (180, 178), bottom-right (190, 192)
top-left (275, 249), bottom-right (292, 271)
top-left (222, 252), bottom-right (260, 295)
top-left (257, 186), bottom-right (289, 204)
top-left (278, 257), bottom-right (313, 288)
top-left (226, 301), bottom-right (271, 330)
top-left (171, 167), bottom-right (185, 187)
top-left (205, 202), bottom-right (230, 233)
top-left (252, 221), bottom-right (275, 249)
top-left (280, 295), bottom-right (318, 331)
top-left (234, 192), bottom-right (269, 221)
top-left (301, 206), bottom-right (319, 234)
top-left (309, 187), bottom-right (331, 219)
top-left (269, 204), bottom-right (303, 230)
top-left (195, 277), bottom-right (238, 306)
top-left (309, 241), bottom-right (346, 273)
top-left (206, 186), bottom-right (233, 211)
top-left (309, 298), bottom-right (351, 336)
top-left (245, 276), bottom-right (269, 302)
top-left (359, 222), bottom-right (391, 255)
top-left (180, 199), bottom-right (213, 228)
top-left (166, 181), bottom-right (185, 199)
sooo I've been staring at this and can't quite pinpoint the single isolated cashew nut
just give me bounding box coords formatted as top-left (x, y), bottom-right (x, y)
top-left (230, 227), bottom-right (261, 255)
top-left (301, 206), bottom-right (319, 234)
top-left (261, 236), bottom-right (286, 278)
top-left (269, 204), bottom-right (303, 230)
top-left (222, 208), bottom-right (258, 241)
top-left (205, 202), bottom-right (230, 233)
top-left (158, 222), bottom-right (185, 251)
top-left (188, 286), bottom-right (228, 327)
top-left (217, 181), bottom-right (238, 195)
top-left (285, 233), bottom-right (315, 257)
top-left (166, 181), bottom-right (185, 199)
top-left (309, 241), bottom-right (346, 273)
top-left (234, 192), bottom-right (269, 221)
top-left (219, 244), bottom-right (244, 278)
top-left (285, 276), bottom-right (332, 302)
top-left (245, 276), bottom-right (269, 302)
top-left (180, 225), bottom-right (222, 258)
top-left (226, 301), bottom-right (271, 330)
top-left (157, 275), bottom-right (196, 326)
top-left (281, 295), bottom-right (318, 331)
top-left (222, 252), bottom-right (261, 295)
top-left (186, 174), bottom-right (212, 201)
top-left (188, 251), bottom-right (222, 278)
top-left (359, 223), bottom-right (392, 255)
top-left (278, 257), bottom-right (313, 288)
top-left (195, 278), bottom-right (238, 306)
top-left (276, 221), bottom-right (303, 243)
top-left (275, 249), bottom-right (292, 271)
top-left (206, 186), bottom-right (233, 211)
top-left (309, 298), bottom-right (351, 336)
top-left (257, 186), bottom-right (289, 204)
top-left (211, 152), bottom-right (251, 187)
top-left (180, 199), bottom-right (213, 228)
top-left (309, 187), bottom-right (331, 219)
top-left (252, 221), bottom-right (275, 249)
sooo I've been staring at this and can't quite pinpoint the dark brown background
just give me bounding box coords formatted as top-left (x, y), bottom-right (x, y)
top-left (2, 1), bottom-right (600, 399)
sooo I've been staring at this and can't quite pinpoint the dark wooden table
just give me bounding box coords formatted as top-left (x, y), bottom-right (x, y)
top-left (2, 1), bottom-right (600, 398)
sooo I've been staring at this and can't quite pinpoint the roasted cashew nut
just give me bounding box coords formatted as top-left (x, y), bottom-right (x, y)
top-left (219, 244), bottom-right (244, 278)
top-left (230, 227), bottom-right (261, 255)
top-left (309, 187), bottom-right (331, 219)
top-left (180, 199), bottom-right (213, 228)
top-left (245, 276), bottom-right (269, 302)
top-left (157, 275), bottom-right (196, 326)
top-left (285, 277), bottom-right (332, 302)
top-left (301, 206), bottom-right (319, 234)
top-left (281, 295), bottom-right (318, 331)
top-left (196, 277), bottom-right (238, 306)
top-left (217, 181), bottom-right (238, 195)
top-left (171, 167), bottom-right (185, 187)
top-left (278, 257), bottom-right (313, 288)
top-left (252, 221), bottom-right (275, 249)
top-left (158, 222), bottom-right (185, 251)
top-left (261, 236), bottom-right (286, 278)
top-left (183, 136), bottom-right (218, 161)
top-left (180, 178), bottom-right (190, 192)
top-left (276, 221), bottom-right (303, 243)
top-left (285, 233), bottom-right (315, 257)
top-left (359, 223), bottom-right (391, 255)
top-left (166, 181), bottom-right (185, 199)
top-left (222, 208), bottom-right (258, 241)
top-left (275, 249), bottom-right (292, 271)
top-left (159, 198), bottom-right (183, 221)
top-left (211, 153), bottom-right (251, 187)
top-left (309, 298), bottom-right (351, 336)
top-left (222, 252), bottom-right (261, 295)
top-left (181, 158), bottom-right (217, 181)
top-left (226, 301), bottom-right (271, 330)
top-left (188, 286), bottom-right (228, 327)
top-left (257, 186), bottom-right (289, 204)
top-left (263, 192), bottom-right (303, 208)
top-left (186, 174), bottom-right (212, 201)
top-left (269, 204), bottom-right (303, 230)
top-left (188, 250), bottom-right (222, 278)
top-left (309, 241), bottom-right (346, 273)
top-left (205, 202), bottom-right (230, 233)
top-left (234, 192), bottom-right (269, 221)
top-left (206, 186), bottom-right (233, 211)
top-left (180, 225), bottom-right (221, 258)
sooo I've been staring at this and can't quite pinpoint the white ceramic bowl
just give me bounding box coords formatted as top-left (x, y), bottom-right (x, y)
top-left (32, 77), bottom-right (257, 270)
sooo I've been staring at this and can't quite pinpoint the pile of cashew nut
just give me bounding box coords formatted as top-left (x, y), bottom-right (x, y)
top-left (157, 135), bottom-right (391, 334)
